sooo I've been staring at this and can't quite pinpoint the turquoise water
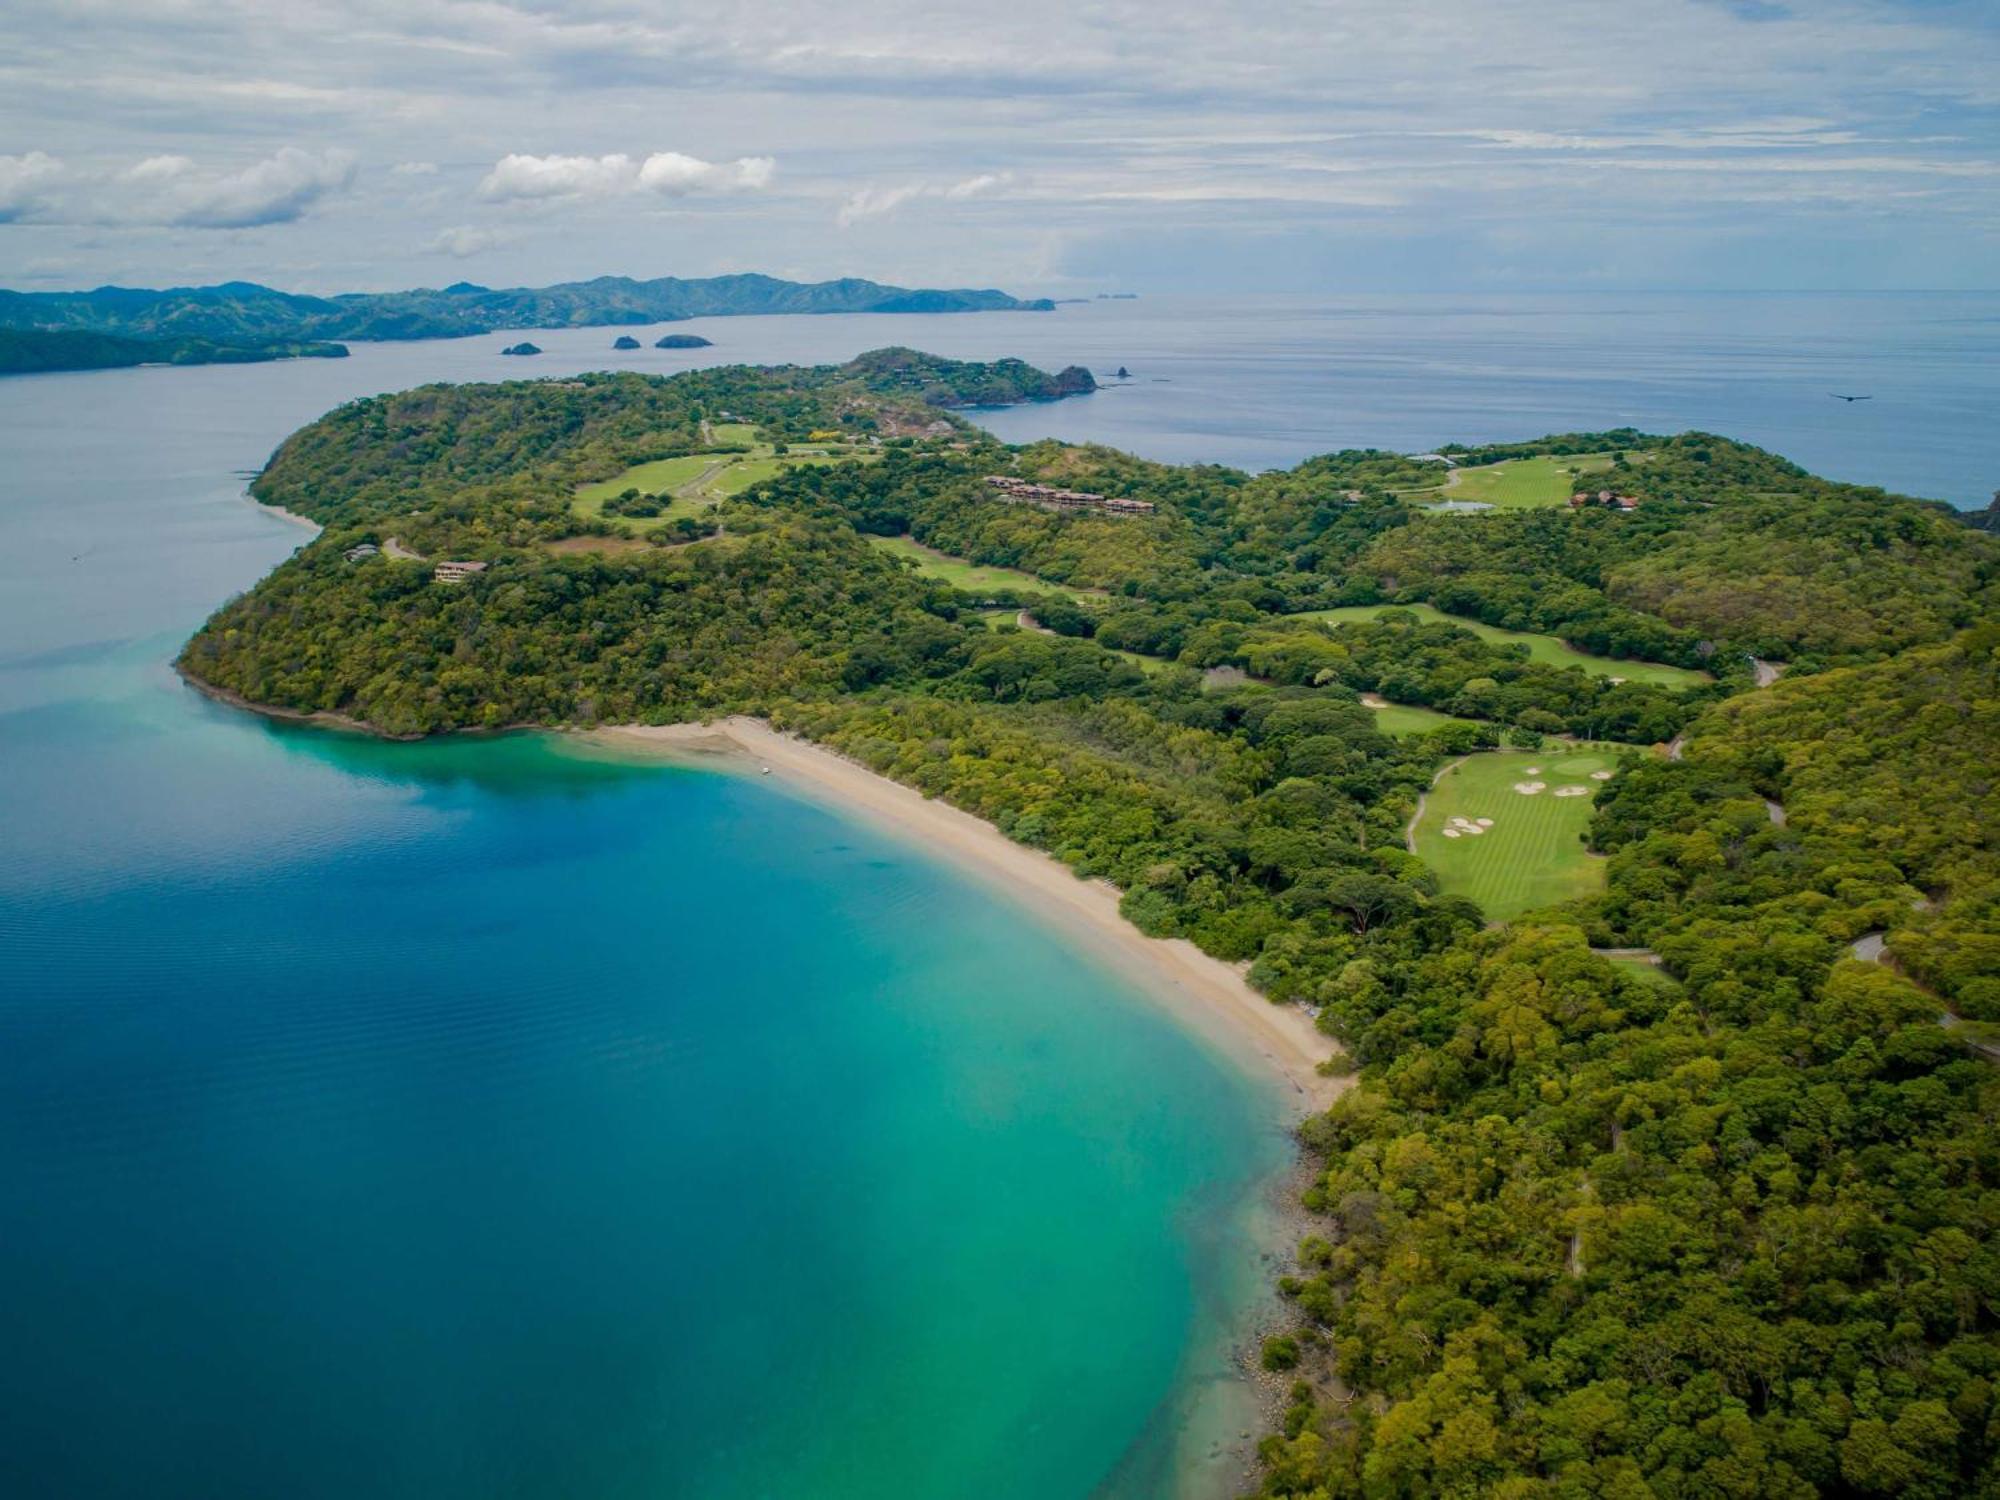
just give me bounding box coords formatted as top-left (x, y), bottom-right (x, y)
top-left (0, 362), bottom-right (1291, 1497)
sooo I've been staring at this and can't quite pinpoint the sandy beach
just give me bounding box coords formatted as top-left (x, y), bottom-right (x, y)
top-left (588, 717), bottom-right (1347, 1114)
top-left (250, 496), bottom-right (320, 531)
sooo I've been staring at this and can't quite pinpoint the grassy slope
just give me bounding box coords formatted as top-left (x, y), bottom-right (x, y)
top-left (1435, 453), bottom-right (1614, 509)
top-left (1295, 603), bottom-right (1709, 688)
top-left (866, 534), bottom-right (1082, 596)
top-left (1367, 700), bottom-right (1477, 736)
top-left (1413, 747), bottom-right (1612, 919)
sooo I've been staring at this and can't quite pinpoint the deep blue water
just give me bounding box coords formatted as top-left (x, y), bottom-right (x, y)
top-left (1, 291), bottom-right (1993, 1498)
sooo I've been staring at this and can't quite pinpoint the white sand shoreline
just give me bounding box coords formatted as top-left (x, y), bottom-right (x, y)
top-left (586, 717), bottom-right (1347, 1116)
top-left (250, 495), bottom-right (320, 532)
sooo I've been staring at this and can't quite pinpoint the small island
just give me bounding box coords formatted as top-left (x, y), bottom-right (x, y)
top-left (655, 334), bottom-right (713, 349)
top-left (500, 342), bottom-right (542, 357)
top-left (612, 335), bottom-right (641, 350)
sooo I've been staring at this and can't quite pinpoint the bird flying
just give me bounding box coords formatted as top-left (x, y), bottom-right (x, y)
top-left (1829, 393), bottom-right (1873, 402)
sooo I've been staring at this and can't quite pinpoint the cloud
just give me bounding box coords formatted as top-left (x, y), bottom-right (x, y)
top-left (118, 148), bottom-right (356, 227)
top-left (478, 150), bottom-right (776, 203)
top-left (836, 182), bottom-right (926, 226)
top-left (0, 147), bottom-right (354, 228)
top-left (425, 224), bottom-right (516, 257)
top-left (838, 172), bottom-right (1014, 225)
top-left (391, 161), bottom-right (440, 176)
top-left (0, 151), bottom-right (66, 222)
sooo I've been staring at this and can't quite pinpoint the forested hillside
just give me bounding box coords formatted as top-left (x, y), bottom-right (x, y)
top-left (0, 272), bottom-right (1052, 345)
top-left (179, 356), bottom-right (2000, 1496)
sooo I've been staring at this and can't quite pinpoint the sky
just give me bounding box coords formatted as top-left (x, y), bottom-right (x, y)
top-left (0, 0), bottom-right (1996, 296)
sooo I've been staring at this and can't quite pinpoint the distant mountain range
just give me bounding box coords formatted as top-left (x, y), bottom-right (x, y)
top-left (0, 327), bottom-right (348, 376)
top-left (0, 274), bottom-right (1056, 348)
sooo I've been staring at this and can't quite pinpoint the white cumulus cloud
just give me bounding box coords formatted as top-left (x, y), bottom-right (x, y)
top-left (479, 150), bottom-right (776, 203)
top-left (117, 147), bottom-right (356, 227)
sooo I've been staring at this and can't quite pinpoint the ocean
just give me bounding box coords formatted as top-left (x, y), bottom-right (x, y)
top-left (0, 291), bottom-right (1992, 1499)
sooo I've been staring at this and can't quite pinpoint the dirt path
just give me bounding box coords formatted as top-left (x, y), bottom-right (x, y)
top-left (382, 537), bottom-right (424, 561)
top-left (1016, 610), bottom-right (1054, 635)
top-left (676, 459), bottom-right (733, 499)
top-left (1765, 798), bottom-right (1786, 827)
top-left (1751, 657), bottom-right (1788, 688)
top-left (1406, 756), bottom-right (1469, 853)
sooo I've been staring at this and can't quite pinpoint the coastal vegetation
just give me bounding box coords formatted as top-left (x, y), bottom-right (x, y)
top-left (0, 326), bottom-right (347, 375)
top-left (177, 353), bottom-right (2000, 1496)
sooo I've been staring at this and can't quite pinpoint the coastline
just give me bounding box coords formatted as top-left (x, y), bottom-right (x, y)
top-left (587, 717), bottom-right (1340, 1497)
top-left (250, 494), bottom-right (320, 531)
top-left (586, 718), bottom-right (1347, 1115)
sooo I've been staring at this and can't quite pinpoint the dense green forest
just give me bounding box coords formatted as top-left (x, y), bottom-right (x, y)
top-left (0, 272), bottom-right (1051, 345)
top-left (0, 326), bottom-right (347, 374)
top-left (179, 355), bottom-right (1999, 1496)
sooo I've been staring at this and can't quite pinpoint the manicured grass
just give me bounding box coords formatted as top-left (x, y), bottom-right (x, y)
top-left (1437, 453), bottom-right (1615, 510)
top-left (708, 422), bottom-right (760, 445)
top-left (1295, 604), bottom-right (1709, 688)
top-left (1609, 957), bottom-right (1680, 990)
top-left (574, 455), bottom-right (719, 507)
top-left (867, 535), bottom-right (1082, 597)
top-left (1413, 748), bottom-right (1612, 920)
top-left (1367, 699), bottom-right (1478, 737)
top-left (710, 454), bottom-right (846, 496)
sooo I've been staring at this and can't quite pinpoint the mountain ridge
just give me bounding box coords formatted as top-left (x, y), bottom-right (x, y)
top-left (0, 272), bottom-right (1056, 346)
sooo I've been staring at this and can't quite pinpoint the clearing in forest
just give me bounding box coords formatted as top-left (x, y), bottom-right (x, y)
top-left (1411, 747), bottom-right (1613, 920)
top-left (1294, 603), bottom-right (1709, 689)
top-left (1365, 698), bottom-right (1479, 737)
top-left (866, 535), bottom-right (1091, 599)
top-left (1428, 453), bottom-right (1617, 509)
top-left (572, 426), bottom-right (870, 531)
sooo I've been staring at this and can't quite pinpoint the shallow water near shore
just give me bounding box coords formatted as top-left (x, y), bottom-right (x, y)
top-left (0, 343), bottom-right (1294, 1497)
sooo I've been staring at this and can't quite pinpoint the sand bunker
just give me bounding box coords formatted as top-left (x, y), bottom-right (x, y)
top-left (1591, 770), bottom-right (1613, 781)
top-left (1524, 766), bottom-right (1541, 774)
top-left (1513, 781), bottom-right (1546, 795)
top-left (1553, 785), bottom-right (1590, 798)
top-left (1475, 817), bottom-right (1494, 827)
top-left (1442, 828), bottom-right (1461, 838)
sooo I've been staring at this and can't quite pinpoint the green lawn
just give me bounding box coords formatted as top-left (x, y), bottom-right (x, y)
top-left (1609, 957), bottom-right (1681, 990)
top-left (708, 422), bottom-right (760, 445)
top-left (867, 535), bottom-right (1081, 597)
top-left (1432, 453), bottom-right (1615, 509)
top-left (574, 454), bottom-right (720, 510)
top-left (573, 436), bottom-right (872, 531)
top-left (1413, 748), bottom-right (1613, 920)
top-left (1295, 604), bottom-right (1709, 688)
top-left (1365, 698), bottom-right (1478, 736)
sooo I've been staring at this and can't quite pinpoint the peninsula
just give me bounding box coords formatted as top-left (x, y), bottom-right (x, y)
top-left (180, 352), bottom-right (2000, 1498)
top-left (0, 326), bottom-right (348, 376)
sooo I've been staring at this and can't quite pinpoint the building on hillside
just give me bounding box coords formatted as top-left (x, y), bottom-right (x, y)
top-left (343, 543), bottom-right (379, 562)
top-left (982, 475), bottom-right (1156, 518)
top-left (434, 560), bottom-right (488, 584)
top-left (1569, 490), bottom-right (1642, 511)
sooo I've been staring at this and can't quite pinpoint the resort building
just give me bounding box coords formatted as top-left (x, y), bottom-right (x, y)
top-left (1569, 490), bottom-right (1641, 511)
top-left (433, 560), bottom-right (489, 584)
top-left (343, 543), bottom-right (379, 562)
top-left (983, 475), bottom-right (1156, 517)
